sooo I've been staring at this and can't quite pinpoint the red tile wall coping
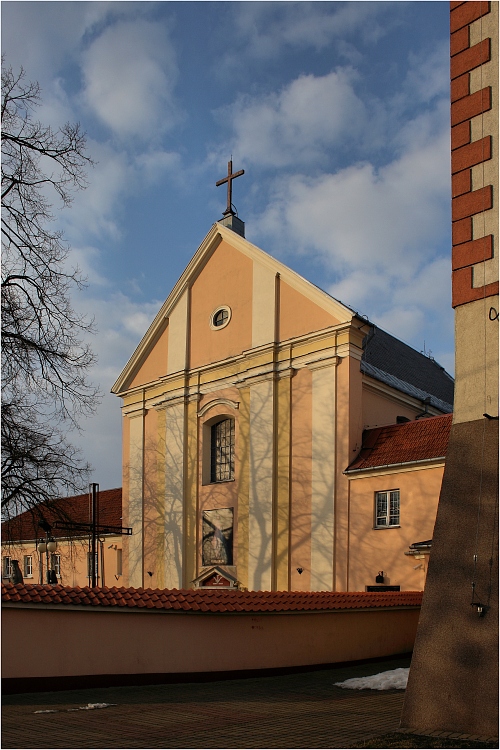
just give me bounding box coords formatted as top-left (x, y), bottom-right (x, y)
top-left (1, 582), bottom-right (423, 613)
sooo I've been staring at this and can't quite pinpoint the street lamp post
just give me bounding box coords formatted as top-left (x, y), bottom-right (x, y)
top-left (37, 521), bottom-right (58, 584)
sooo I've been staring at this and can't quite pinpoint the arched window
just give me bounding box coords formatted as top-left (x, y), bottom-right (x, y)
top-left (210, 418), bottom-right (235, 482)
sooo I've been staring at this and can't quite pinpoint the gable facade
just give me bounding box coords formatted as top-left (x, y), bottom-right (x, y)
top-left (113, 222), bottom-right (452, 592)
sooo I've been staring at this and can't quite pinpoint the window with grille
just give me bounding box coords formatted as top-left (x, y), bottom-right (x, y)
top-left (23, 555), bottom-right (33, 577)
top-left (375, 490), bottom-right (400, 528)
top-left (210, 418), bottom-right (235, 482)
top-left (3, 556), bottom-right (12, 578)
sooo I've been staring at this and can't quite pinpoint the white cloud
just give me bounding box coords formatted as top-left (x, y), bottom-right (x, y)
top-left (405, 42), bottom-right (451, 105)
top-left (82, 19), bottom-right (179, 139)
top-left (220, 69), bottom-right (365, 168)
top-left (135, 150), bottom-right (182, 184)
top-left (228, 2), bottom-right (395, 61)
top-left (250, 124), bottom-right (451, 359)
top-left (257, 125), bottom-right (449, 269)
top-left (70, 290), bottom-right (161, 489)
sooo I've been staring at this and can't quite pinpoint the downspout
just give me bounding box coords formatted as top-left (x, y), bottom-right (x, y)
top-left (271, 273), bottom-right (280, 591)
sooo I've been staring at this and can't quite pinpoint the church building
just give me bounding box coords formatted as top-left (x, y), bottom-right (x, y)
top-left (112, 191), bottom-right (454, 593)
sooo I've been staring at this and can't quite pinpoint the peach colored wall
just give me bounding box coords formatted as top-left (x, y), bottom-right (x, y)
top-left (362, 388), bottom-right (421, 429)
top-left (335, 355), bottom-right (364, 592)
top-left (279, 281), bottom-right (339, 342)
top-left (198, 389), bottom-right (241, 574)
top-left (130, 324), bottom-right (169, 389)
top-left (290, 368), bottom-right (313, 590)
top-left (121, 414), bottom-right (131, 587)
top-left (189, 242), bottom-right (253, 369)
top-left (1, 538), bottom-right (123, 589)
top-left (2, 606), bottom-right (420, 680)
top-left (347, 465), bottom-right (444, 591)
top-left (143, 408), bottom-right (161, 589)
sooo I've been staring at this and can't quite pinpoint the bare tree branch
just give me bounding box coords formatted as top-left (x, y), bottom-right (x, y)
top-left (1, 61), bottom-right (101, 518)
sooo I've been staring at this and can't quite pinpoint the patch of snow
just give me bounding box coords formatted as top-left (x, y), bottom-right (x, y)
top-left (334, 667), bottom-right (409, 691)
top-left (78, 703), bottom-right (116, 710)
top-left (34, 702), bottom-right (116, 715)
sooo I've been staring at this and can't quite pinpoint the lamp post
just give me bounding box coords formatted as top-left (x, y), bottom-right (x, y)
top-left (37, 521), bottom-right (58, 584)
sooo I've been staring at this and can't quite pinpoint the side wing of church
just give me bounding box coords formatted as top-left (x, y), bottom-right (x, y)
top-left (112, 220), bottom-right (453, 592)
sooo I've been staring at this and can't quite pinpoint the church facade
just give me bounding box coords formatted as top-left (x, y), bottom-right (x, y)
top-left (112, 219), bottom-right (453, 592)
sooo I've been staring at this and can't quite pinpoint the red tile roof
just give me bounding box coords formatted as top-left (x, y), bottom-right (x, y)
top-left (347, 414), bottom-right (452, 472)
top-left (2, 583), bottom-right (423, 612)
top-left (2, 488), bottom-right (122, 543)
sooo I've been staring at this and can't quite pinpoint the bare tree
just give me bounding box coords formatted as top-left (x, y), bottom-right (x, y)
top-left (1, 62), bottom-right (100, 519)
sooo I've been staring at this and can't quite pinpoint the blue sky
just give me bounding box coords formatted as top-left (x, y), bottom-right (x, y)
top-left (2, 1), bottom-right (453, 490)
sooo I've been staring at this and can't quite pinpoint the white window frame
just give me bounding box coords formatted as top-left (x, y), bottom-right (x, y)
top-left (209, 305), bottom-right (232, 331)
top-left (3, 556), bottom-right (12, 578)
top-left (23, 555), bottom-right (33, 578)
top-left (375, 489), bottom-right (400, 528)
top-left (51, 553), bottom-right (61, 577)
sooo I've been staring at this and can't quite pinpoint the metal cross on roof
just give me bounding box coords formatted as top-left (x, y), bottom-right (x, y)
top-left (216, 159), bottom-right (244, 216)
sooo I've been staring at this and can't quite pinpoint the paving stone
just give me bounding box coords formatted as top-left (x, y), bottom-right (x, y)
top-left (2, 657), bottom-right (411, 749)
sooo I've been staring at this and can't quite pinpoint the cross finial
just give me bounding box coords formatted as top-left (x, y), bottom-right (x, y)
top-left (216, 159), bottom-right (244, 216)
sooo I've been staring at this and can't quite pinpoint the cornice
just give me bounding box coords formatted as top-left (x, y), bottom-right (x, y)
top-left (197, 398), bottom-right (240, 418)
top-left (345, 457), bottom-right (446, 479)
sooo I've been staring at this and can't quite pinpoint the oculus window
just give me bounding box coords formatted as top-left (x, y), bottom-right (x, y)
top-left (210, 305), bottom-right (231, 330)
top-left (375, 489), bottom-right (400, 528)
top-left (210, 418), bottom-right (235, 482)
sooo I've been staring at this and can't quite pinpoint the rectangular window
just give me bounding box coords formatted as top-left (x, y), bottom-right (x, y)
top-left (51, 554), bottom-right (61, 577)
top-left (375, 490), bottom-right (400, 528)
top-left (3, 556), bottom-right (12, 578)
top-left (116, 548), bottom-right (122, 577)
top-left (210, 419), bottom-right (235, 482)
top-left (23, 555), bottom-right (33, 577)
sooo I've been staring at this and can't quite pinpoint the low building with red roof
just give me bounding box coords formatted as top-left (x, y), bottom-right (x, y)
top-left (344, 414), bottom-right (452, 592)
top-left (1, 488), bottom-right (124, 588)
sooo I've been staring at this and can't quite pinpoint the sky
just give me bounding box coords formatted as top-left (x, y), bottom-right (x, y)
top-left (2, 1), bottom-right (454, 491)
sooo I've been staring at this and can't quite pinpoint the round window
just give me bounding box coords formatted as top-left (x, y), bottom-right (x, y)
top-left (210, 306), bottom-right (231, 330)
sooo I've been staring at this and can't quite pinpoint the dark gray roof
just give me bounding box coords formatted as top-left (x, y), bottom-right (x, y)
top-left (361, 326), bottom-right (454, 412)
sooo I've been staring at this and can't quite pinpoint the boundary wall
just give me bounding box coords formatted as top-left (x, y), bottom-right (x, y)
top-left (2, 584), bottom-right (421, 693)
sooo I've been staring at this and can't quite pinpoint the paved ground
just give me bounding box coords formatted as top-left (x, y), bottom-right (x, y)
top-left (2, 656), bottom-right (411, 749)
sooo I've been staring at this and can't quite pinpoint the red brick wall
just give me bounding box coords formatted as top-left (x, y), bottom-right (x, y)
top-left (450, 1), bottom-right (498, 307)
